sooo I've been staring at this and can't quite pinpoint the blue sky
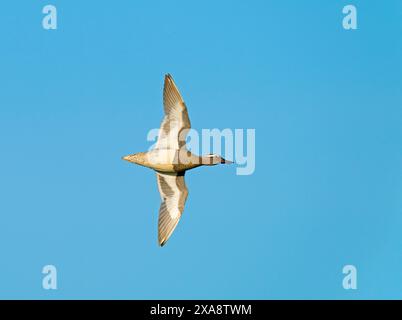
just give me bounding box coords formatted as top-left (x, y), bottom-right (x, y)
top-left (0, 0), bottom-right (401, 299)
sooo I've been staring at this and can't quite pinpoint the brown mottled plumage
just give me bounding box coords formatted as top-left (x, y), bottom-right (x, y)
top-left (123, 74), bottom-right (232, 246)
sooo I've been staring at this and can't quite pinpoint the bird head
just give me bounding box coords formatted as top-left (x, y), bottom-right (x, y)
top-left (202, 154), bottom-right (233, 165)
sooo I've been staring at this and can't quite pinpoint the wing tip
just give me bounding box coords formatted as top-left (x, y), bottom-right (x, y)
top-left (159, 233), bottom-right (170, 247)
top-left (158, 228), bottom-right (174, 248)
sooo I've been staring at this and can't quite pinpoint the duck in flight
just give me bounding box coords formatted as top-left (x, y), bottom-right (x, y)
top-left (123, 74), bottom-right (232, 247)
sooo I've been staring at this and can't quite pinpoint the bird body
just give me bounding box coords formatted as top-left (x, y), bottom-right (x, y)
top-left (124, 149), bottom-right (203, 173)
top-left (123, 74), bottom-right (232, 246)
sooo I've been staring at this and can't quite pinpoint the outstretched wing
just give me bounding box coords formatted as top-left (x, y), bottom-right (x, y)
top-left (155, 74), bottom-right (191, 150)
top-left (156, 172), bottom-right (189, 246)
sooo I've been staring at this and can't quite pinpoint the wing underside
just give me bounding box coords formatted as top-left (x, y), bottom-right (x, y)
top-left (156, 172), bottom-right (189, 246)
top-left (156, 74), bottom-right (191, 150)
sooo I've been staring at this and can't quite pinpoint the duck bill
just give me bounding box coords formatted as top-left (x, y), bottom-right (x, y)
top-left (221, 158), bottom-right (233, 164)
